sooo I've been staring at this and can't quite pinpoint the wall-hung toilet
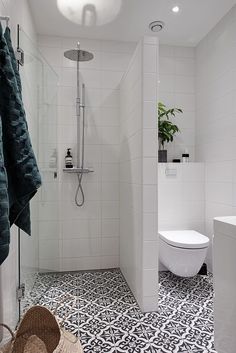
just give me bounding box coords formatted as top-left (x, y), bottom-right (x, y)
top-left (159, 230), bottom-right (209, 277)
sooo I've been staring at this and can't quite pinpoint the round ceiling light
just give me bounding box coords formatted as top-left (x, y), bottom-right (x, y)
top-left (57, 0), bottom-right (122, 26)
top-left (149, 21), bottom-right (165, 33)
top-left (172, 6), bottom-right (180, 13)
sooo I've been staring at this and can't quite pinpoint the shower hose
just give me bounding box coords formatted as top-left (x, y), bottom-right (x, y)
top-left (75, 105), bottom-right (85, 207)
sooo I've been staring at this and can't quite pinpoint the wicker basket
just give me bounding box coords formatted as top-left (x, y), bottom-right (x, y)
top-left (0, 306), bottom-right (83, 353)
top-left (23, 335), bottom-right (47, 353)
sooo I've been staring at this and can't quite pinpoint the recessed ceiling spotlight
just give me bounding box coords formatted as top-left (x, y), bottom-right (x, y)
top-left (149, 21), bottom-right (165, 32)
top-left (172, 5), bottom-right (180, 13)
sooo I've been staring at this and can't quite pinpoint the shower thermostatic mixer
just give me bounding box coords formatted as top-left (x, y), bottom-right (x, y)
top-left (63, 168), bottom-right (94, 174)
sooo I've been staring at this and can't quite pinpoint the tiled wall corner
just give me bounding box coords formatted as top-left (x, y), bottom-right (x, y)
top-left (142, 37), bottom-right (158, 312)
top-left (120, 37), bottom-right (159, 313)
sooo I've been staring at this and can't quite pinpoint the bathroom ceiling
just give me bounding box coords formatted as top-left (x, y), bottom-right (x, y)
top-left (28, 0), bottom-right (236, 46)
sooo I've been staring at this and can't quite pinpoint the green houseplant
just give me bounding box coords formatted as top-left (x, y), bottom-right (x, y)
top-left (158, 102), bottom-right (183, 162)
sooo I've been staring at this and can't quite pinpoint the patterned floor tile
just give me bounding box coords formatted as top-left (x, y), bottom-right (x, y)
top-left (23, 270), bottom-right (216, 353)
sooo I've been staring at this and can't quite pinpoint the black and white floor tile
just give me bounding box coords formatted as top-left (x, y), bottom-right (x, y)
top-left (23, 269), bottom-right (216, 353)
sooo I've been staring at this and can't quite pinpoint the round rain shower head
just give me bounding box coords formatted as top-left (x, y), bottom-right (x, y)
top-left (64, 49), bottom-right (94, 62)
top-left (149, 21), bottom-right (165, 32)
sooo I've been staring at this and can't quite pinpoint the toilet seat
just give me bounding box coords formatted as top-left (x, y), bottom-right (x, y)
top-left (159, 230), bottom-right (209, 249)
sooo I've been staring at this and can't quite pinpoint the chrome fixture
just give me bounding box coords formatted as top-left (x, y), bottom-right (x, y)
top-left (63, 42), bottom-right (94, 207)
top-left (0, 16), bottom-right (10, 26)
top-left (149, 21), bottom-right (165, 32)
top-left (64, 48), bottom-right (94, 62)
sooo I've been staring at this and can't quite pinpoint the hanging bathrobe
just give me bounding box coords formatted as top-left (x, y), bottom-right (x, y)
top-left (0, 23), bottom-right (41, 265)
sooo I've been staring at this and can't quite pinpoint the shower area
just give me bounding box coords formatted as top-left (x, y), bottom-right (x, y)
top-left (18, 31), bottom-right (159, 315)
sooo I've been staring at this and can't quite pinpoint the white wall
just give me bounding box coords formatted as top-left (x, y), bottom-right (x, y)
top-left (159, 45), bottom-right (196, 162)
top-left (0, 0), bottom-right (36, 336)
top-left (158, 163), bottom-right (205, 270)
top-left (37, 35), bottom-right (135, 271)
top-left (196, 5), bottom-right (236, 268)
top-left (120, 37), bottom-right (158, 312)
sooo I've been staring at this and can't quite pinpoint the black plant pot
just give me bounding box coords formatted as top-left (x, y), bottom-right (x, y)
top-left (158, 150), bottom-right (167, 163)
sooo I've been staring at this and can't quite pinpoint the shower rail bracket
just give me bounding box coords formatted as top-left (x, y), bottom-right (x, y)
top-left (63, 167), bottom-right (94, 174)
top-left (16, 47), bottom-right (24, 66)
top-left (16, 283), bottom-right (25, 301)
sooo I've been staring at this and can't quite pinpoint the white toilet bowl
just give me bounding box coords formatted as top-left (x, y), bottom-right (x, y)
top-left (159, 230), bottom-right (209, 277)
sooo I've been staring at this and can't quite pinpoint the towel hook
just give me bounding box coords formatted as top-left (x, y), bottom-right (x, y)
top-left (0, 16), bottom-right (10, 27)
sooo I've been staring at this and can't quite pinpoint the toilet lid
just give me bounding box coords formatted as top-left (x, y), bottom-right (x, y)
top-left (159, 230), bottom-right (209, 249)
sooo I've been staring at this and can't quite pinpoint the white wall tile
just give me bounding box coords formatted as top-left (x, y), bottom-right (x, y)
top-left (143, 130), bottom-right (157, 157)
top-left (143, 73), bottom-right (157, 101)
top-left (102, 201), bottom-right (119, 219)
top-left (159, 56), bottom-right (175, 75)
top-left (159, 45), bottom-right (196, 162)
top-left (101, 256), bottom-right (119, 269)
top-left (39, 221), bottom-right (60, 239)
top-left (102, 219), bottom-right (119, 237)
top-left (196, 6), bottom-right (236, 270)
top-left (101, 71), bottom-right (124, 89)
top-left (175, 58), bottom-right (195, 76)
top-left (143, 158), bottom-right (157, 184)
top-left (101, 52), bottom-right (131, 71)
top-left (143, 44), bottom-right (157, 73)
top-left (38, 35), bottom-right (62, 48)
top-left (101, 237), bottom-right (119, 256)
top-left (101, 182), bottom-right (119, 201)
top-left (143, 241), bottom-right (158, 269)
top-left (143, 213), bottom-right (157, 241)
top-left (143, 101), bottom-right (157, 129)
top-left (40, 46), bottom-right (63, 68)
top-left (143, 186), bottom-right (157, 213)
top-left (62, 238), bottom-right (101, 258)
top-left (143, 269), bottom-right (158, 297)
top-left (61, 257), bottom-right (101, 271)
top-left (102, 163), bottom-right (119, 182)
top-left (158, 163), bottom-right (205, 243)
top-left (120, 38), bottom-right (158, 312)
top-left (39, 239), bottom-right (60, 260)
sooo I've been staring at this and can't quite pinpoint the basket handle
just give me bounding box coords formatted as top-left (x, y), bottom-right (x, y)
top-left (0, 323), bottom-right (15, 340)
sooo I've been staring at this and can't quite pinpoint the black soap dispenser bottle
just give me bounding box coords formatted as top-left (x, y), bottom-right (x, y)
top-left (65, 148), bottom-right (73, 168)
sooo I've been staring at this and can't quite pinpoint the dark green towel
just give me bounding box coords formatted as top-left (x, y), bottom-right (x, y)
top-left (0, 24), bottom-right (41, 265)
top-left (4, 27), bottom-right (22, 94)
top-left (0, 116), bottom-right (10, 264)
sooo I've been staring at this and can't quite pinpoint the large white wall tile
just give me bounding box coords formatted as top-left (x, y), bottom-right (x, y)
top-left (158, 163), bottom-right (205, 248)
top-left (37, 34), bottom-right (133, 275)
top-left (159, 45), bottom-right (196, 162)
top-left (196, 6), bottom-right (236, 269)
top-left (120, 38), bottom-right (158, 312)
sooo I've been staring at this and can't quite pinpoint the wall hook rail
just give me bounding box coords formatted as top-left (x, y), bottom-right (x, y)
top-left (0, 16), bottom-right (10, 26)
